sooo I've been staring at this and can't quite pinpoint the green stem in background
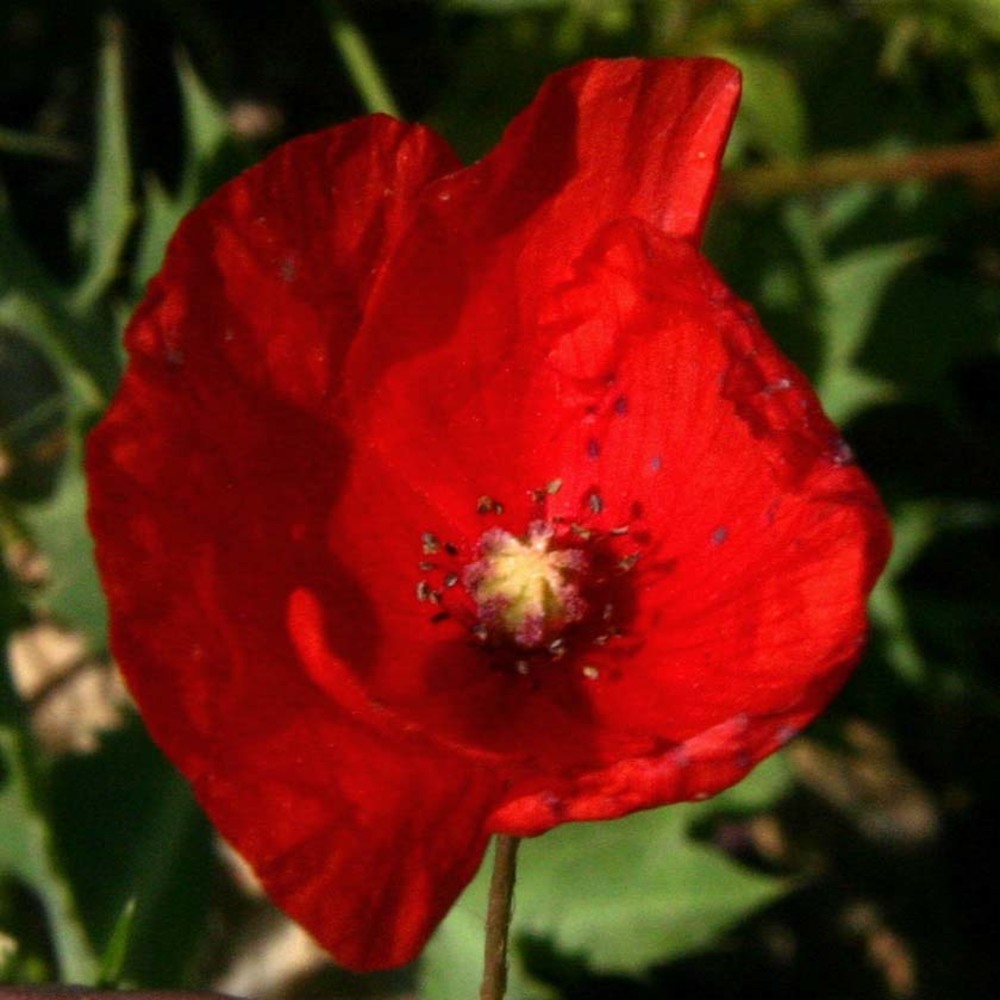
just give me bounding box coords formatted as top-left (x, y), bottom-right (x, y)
top-left (722, 137), bottom-right (1000, 201)
top-left (319, 0), bottom-right (401, 118)
top-left (0, 649), bottom-right (98, 982)
top-left (479, 834), bottom-right (520, 1000)
top-left (0, 126), bottom-right (81, 163)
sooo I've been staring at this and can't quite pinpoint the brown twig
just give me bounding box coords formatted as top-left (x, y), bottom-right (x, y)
top-left (479, 834), bottom-right (521, 1000)
top-left (721, 137), bottom-right (1000, 201)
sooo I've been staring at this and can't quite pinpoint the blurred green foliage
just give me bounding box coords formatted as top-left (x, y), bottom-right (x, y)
top-left (1, 1), bottom-right (998, 997)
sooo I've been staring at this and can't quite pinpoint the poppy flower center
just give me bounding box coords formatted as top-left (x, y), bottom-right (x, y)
top-left (414, 487), bottom-right (646, 681)
top-left (463, 522), bottom-right (586, 649)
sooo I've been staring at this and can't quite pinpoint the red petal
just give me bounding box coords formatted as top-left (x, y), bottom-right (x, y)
top-left (88, 57), bottom-right (889, 966)
top-left (345, 216), bottom-right (889, 832)
top-left (482, 57), bottom-right (740, 244)
top-left (87, 117), bottom-right (499, 970)
top-left (127, 115), bottom-right (460, 414)
top-left (345, 58), bottom-right (740, 425)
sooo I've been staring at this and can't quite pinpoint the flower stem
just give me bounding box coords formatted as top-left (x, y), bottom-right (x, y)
top-left (722, 137), bottom-right (1000, 201)
top-left (480, 834), bottom-right (520, 1000)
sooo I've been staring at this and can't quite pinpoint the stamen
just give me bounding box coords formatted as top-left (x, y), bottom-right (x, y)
top-left (530, 478), bottom-right (565, 504)
top-left (464, 522), bottom-right (586, 649)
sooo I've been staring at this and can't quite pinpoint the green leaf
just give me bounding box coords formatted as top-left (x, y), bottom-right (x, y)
top-left (176, 52), bottom-right (231, 164)
top-left (0, 184), bottom-right (116, 411)
top-left (0, 577), bottom-right (98, 981)
top-left (512, 759), bottom-right (792, 975)
top-left (49, 724), bottom-right (214, 988)
top-left (856, 259), bottom-right (1000, 404)
top-left (712, 47), bottom-right (808, 162)
top-left (71, 18), bottom-right (135, 313)
top-left (95, 898), bottom-right (136, 988)
top-left (869, 502), bottom-right (937, 685)
top-left (132, 176), bottom-right (184, 295)
top-left (968, 60), bottom-right (1000, 130)
top-left (424, 758), bottom-right (791, 995)
top-left (0, 189), bottom-right (104, 409)
top-left (817, 239), bottom-right (924, 423)
top-left (133, 55), bottom-right (233, 290)
top-left (0, 296), bottom-right (104, 422)
top-left (0, 730), bottom-right (98, 983)
top-left (20, 438), bottom-right (107, 650)
top-left (320, 0), bottom-right (401, 117)
top-left (974, 0), bottom-right (1000, 35)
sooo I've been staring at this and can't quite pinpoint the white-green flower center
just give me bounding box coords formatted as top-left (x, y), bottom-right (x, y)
top-left (464, 522), bottom-right (586, 648)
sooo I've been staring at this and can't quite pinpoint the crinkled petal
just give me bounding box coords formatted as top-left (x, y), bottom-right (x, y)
top-left (495, 56), bottom-right (740, 244)
top-left (345, 216), bottom-right (889, 831)
top-left (87, 56), bottom-right (889, 968)
top-left (346, 57), bottom-right (740, 416)
top-left (129, 115), bottom-right (460, 415)
top-left (86, 116), bottom-right (500, 971)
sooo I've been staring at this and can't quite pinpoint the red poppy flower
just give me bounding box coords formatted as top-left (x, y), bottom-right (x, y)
top-left (87, 57), bottom-right (890, 971)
